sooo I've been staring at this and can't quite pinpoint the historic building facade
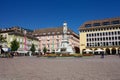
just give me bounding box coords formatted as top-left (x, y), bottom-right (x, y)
top-left (79, 17), bottom-right (120, 55)
top-left (0, 27), bottom-right (39, 53)
top-left (33, 23), bottom-right (80, 53)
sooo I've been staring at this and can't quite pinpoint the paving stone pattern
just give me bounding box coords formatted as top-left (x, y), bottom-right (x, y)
top-left (0, 55), bottom-right (120, 80)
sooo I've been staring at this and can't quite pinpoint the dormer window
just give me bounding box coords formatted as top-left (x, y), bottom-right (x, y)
top-left (85, 24), bottom-right (91, 28)
top-left (52, 32), bottom-right (55, 34)
top-left (102, 22), bottom-right (110, 25)
top-left (68, 32), bottom-right (70, 34)
top-left (48, 32), bottom-right (50, 34)
top-left (57, 32), bottom-right (60, 34)
top-left (43, 33), bottom-right (46, 35)
top-left (93, 23), bottom-right (100, 26)
top-left (111, 20), bottom-right (120, 24)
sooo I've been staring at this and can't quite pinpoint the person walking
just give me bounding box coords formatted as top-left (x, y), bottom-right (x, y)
top-left (118, 50), bottom-right (120, 58)
top-left (10, 52), bottom-right (14, 58)
top-left (101, 52), bottom-right (104, 58)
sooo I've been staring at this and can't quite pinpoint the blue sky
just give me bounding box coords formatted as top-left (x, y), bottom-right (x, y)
top-left (0, 0), bottom-right (120, 33)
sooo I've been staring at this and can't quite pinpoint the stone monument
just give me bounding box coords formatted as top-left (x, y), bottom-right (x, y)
top-left (57, 22), bottom-right (74, 54)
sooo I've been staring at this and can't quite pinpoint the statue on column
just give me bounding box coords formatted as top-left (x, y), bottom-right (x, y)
top-left (56, 22), bottom-right (74, 54)
top-left (63, 22), bottom-right (68, 40)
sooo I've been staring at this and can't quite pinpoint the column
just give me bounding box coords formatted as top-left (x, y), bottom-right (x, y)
top-left (80, 49), bottom-right (83, 55)
top-left (103, 48), bottom-right (106, 54)
top-left (109, 48), bottom-right (112, 55)
top-left (116, 48), bottom-right (118, 54)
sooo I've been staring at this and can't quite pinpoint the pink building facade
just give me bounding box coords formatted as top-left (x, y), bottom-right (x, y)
top-left (33, 26), bottom-right (79, 53)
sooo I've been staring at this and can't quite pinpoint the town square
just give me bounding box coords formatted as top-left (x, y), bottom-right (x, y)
top-left (0, 0), bottom-right (120, 80)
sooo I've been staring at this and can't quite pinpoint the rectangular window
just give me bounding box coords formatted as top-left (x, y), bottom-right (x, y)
top-left (48, 44), bottom-right (49, 48)
top-left (106, 42), bottom-right (108, 46)
top-left (10, 38), bottom-right (13, 42)
top-left (95, 33), bottom-right (96, 36)
top-left (109, 37), bottom-right (111, 40)
top-left (17, 38), bottom-right (19, 42)
top-left (112, 37), bottom-right (114, 40)
top-left (106, 37), bottom-right (108, 40)
top-left (89, 34), bottom-right (91, 37)
top-left (103, 32), bottom-right (105, 36)
top-left (86, 34), bottom-right (88, 37)
top-left (20, 44), bottom-right (22, 48)
top-left (112, 42), bottom-right (114, 46)
top-left (53, 35), bottom-right (54, 38)
top-left (118, 31), bottom-right (120, 34)
top-left (97, 33), bottom-right (99, 36)
top-left (115, 42), bottom-right (117, 45)
top-left (87, 43), bottom-right (89, 47)
top-left (118, 36), bottom-right (120, 39)
top-left (57, 43), bottom-right (59, 47)
top-left (87, 39), bottom-right (89, 42)
top-left (20, 38), bottom-right (22, 42)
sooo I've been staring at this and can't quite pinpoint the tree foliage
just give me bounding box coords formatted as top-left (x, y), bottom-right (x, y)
top-left (0, 35), bottom-right (6, 42)
top-left (30, 44), bottom-right (36, 53)
top-left (43, 47), bottom-right (47, 53)
top-left (10, 39), bottom-right (19, 51)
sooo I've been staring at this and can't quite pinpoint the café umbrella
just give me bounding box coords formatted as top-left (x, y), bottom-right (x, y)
top-left (95, 48), bottom-right (104, 52)
top-left (84, 49), bottom-right (93, 53)
top-left (2, 45), bottom-right (9, 52)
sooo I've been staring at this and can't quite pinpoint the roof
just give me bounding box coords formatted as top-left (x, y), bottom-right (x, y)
top-left (79, 17), bottom-right (120, 30)
top-left (33, 26), bottom-right (79, 39)
top-left (33, 27), bottom-right (63, 35)
top-left (0, 30), bottom-right (39, 41)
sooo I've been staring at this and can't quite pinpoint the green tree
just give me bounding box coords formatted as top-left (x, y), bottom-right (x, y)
top-left (10, 39), bottom-right (19, 51)
top-left (43, 47), bottom-right (47, 54)
top-left (30, 44), bottom-right (36, 53)
top-left (0, 34), bottom-right (7, 54)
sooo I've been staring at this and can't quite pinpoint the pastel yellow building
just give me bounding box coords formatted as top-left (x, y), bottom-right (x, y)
top-left (0, 27), bottom-right (39, 53)
top-left (79, 17), bottom-right (120, 55)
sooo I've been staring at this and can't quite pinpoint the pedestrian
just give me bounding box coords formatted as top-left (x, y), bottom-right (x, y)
top-left (118, 51), bottom-right (120, 58)
top-left (101, 52), bottom-right (104, 58)
top-left (10, 52), bottom-right (14, 58)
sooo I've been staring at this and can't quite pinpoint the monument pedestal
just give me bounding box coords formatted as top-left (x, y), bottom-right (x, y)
top-left (56, 22), bottom-right (74, 54)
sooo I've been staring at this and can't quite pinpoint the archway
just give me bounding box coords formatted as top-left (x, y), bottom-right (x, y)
top-left (94, 48), bottom-right (98, 55)
top-left (82, 49), bottom-right (86, 54)
top-left (111, 48), bottom-right (116, 55)
top-left (106, 48), bottom-right (110, 55)
top-left (118, 47), bottom-right (120, 55)
top-left (74, 46), bottom-right (80, 53)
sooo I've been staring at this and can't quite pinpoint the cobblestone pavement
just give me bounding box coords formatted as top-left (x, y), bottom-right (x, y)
top-left (0, 55), bottom-right (120, 80)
